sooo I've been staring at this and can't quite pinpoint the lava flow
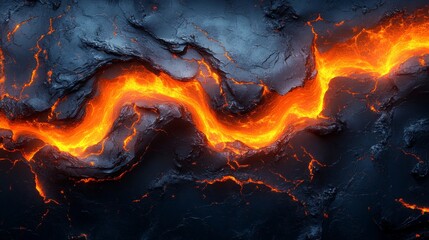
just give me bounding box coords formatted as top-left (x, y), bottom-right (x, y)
top-left (1, 9), bottom-right (429, 159)
top-left (397, 198), bottom-right (429, 214)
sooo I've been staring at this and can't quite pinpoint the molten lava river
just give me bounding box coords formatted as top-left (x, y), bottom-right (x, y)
top-left (1, 11), bottom-right (429, 158)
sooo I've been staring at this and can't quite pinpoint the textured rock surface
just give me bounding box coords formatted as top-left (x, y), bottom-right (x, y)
top-left (1, 0), bottom-right (429, 239)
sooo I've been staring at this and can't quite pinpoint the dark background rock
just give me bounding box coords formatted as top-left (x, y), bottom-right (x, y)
top-left (1, 0), bottom-right (429, 239)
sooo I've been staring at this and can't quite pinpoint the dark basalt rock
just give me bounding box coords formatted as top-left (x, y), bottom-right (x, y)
top-left (1, 0), bottom-right (429, 239)
top-left (411, 161), bottom-right (428, 179)
top-left (403, 119), bottom-right (429, 148)
top-left (305, 121), bottom-right (344, 136)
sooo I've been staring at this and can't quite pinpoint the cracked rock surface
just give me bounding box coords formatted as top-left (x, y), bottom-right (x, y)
top-left (1, 0), bottom-right (429, 239)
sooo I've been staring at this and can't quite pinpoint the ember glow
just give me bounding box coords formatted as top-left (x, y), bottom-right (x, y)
top-left (1, 9), bottom-right (429, 159)
top-left (397, 198), bottom-right (429, 214)
top-left (199, 175), bottom-right (283, 193)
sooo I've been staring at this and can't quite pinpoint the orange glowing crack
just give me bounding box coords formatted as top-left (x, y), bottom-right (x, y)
top-left (123, 104), bottom-right (142, 151)
top-left (270, 171), bottom-right (304, 201)
top-left (302, 147), bottom-right (326, 180)
top-left (77, 157), bottom-right (143, 183)
top-left (401, 149), bottom-right (424, 162)
top-left (132, 193), bottom-right (149, 203)
top-left (193, 24), bottom-right (235, 63)
top-left (335, 20), bottom-right (345, 27)
top-left (21, 34), bottom-right (45, 96)
top-left (6, 17), bottom-right (37, 42)
top-left (21, 16), bottom-right (61, 96)
top-left (198, 175), bottom-right (283, 193)
top-left (32, 167), bottom-right (58, 204)
top-left (397, 198), bottom-right (429, 214)
top-left (0, 10), bottom-right (428, 159)
top-left (36, 209), bottom-right (50, 229)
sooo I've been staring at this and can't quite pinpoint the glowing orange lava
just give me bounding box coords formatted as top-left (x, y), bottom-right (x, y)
top-left (1, 9), bottom-right (429, 159)
top-left (397, 198), bottom-right (429, 214)
top-left (6, 17), bottom-right (36, 42)
top-left (199, 175), bottom-right (283, 193)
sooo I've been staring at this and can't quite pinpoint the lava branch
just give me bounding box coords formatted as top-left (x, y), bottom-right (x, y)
top-left (20, 12), bottom-right (67, 97)
top-left (0, 9), bottom-right (428, 162)
top-left (301, 147), bottom-right (326, 181)
top-left (396, 198), bottom-right (429, 214)
top-left (198, 175), bottom-right (283, 193)
top-left (6, 16), bottom-right (37, 42)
